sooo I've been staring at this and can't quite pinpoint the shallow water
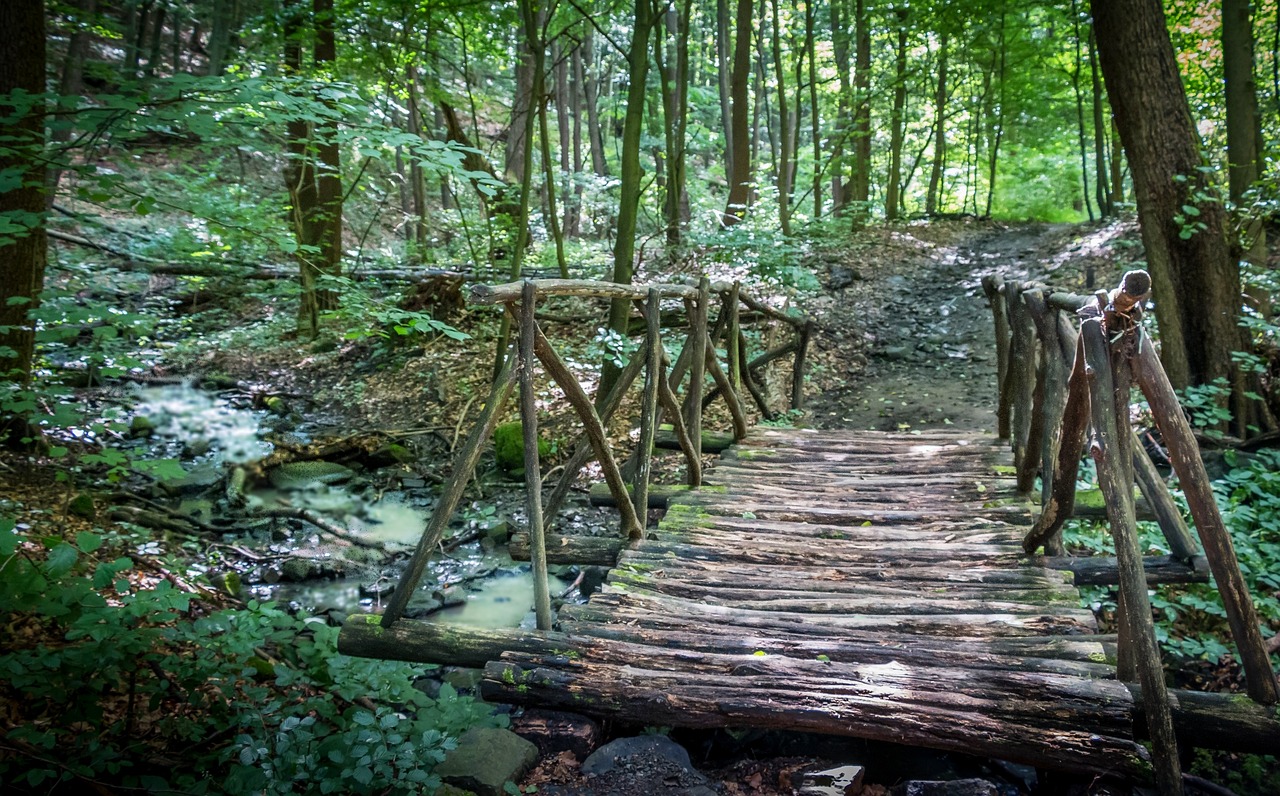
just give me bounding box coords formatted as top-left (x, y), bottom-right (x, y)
top-left (131, 383), bottom-right (273, 465)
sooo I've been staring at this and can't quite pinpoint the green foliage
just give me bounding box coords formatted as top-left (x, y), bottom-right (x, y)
top-left (0, 521), bottom-right (499, 793)
top-left (320, 275), bottom-right (468, 344)
top-left (1064, 447), bottom-right (1280, 663)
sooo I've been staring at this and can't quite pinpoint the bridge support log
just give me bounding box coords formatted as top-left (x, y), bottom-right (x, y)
top-left (337, 614), bottom-right (1280, 757)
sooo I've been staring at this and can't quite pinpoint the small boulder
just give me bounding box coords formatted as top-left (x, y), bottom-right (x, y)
top-left (890, 779), bottom-right (998, 796)
top-left (129, 415), bottom-right (156, 438)
top-left (268, 460), bottom-right (354, 489)
top-left (434, 727), bottom-right (538, 796)
top-left (581, 734), bottom-right (695, 776)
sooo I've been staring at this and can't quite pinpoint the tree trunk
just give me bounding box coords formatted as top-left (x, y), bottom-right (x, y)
top-left (984, 9), bottom-right (1006, 218)
top-left (207, 0), bottom-right (235, 75)
top-left (0, 0), bottom-right (47, 444)
top-left (599, 0), bottom-right (654, 398)
top-left (313, 0), bottom-right (342, 313)
top-left (885, 7), bottom-right (909, 221)
top-left (1070, 0), bottom-right (1094, 221)
top-left (568, 42), bottom-right (585, 237)
top-left (926, 31), bottom-right (949, 216)
top-left (553, 40), bottom-right (575, 238)
top-left (805, 0), bottom-right (821, 218)
top-left (1092, 0), bottom-right (1262, 434)
top-left (723, 0), bottom-right (754, 226)
top-left (828, 0), bottom-right (850, 215)
top-left (1089, 26), bottom-right (1113, 217)
top-left (581, 30), bottom-right (608, 177)
top-left (717, 0), bottom-right (735, 175)
top-left (1223, 0), bottom-right (1266, 265)
top-left (849, 0), bottom-right (871, 214)
top-left (48, 0), bottom-right (95, 205)
top-left (769, 0), bottom-right (792, 235)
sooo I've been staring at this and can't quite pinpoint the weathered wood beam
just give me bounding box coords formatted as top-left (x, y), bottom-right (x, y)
top-left (1043, 555), bottom-right (1210, 586)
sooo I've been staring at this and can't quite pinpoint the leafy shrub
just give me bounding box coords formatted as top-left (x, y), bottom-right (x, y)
top-left (0, 520), bottom-right (499, 793)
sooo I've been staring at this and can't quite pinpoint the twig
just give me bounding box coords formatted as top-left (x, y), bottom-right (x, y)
top-left (255, 505), bottom-right (386, 550)
top-left (452, 394), bottom-right (477, 452)
top-left (557, 569), bottom-right (585, 600)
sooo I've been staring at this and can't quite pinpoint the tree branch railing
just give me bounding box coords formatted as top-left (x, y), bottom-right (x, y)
top-left (983, 270), bottom-right (1280, 794)
top-left (377, 276), bottom-right (812, 632)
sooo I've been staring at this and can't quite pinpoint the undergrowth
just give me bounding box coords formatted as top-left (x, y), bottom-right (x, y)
top-left (0, 518), bottom-right (500, 794)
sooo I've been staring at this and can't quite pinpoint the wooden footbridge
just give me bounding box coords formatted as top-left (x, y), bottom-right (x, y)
top-left (340, 273), bottom-right (1280, 790)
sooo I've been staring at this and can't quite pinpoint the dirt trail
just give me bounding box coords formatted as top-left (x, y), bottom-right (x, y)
top-left (806, 222), bottom-right (1070, 434)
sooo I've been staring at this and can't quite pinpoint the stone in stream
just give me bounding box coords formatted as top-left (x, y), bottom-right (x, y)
top-left (581, 735), bottom-right (705, 785)
top-left (267, 460), bottom-right (355, 489)
top-left (889, 779), bottom-right (998, 796)
top-left (508, 709), bottom-right (600, 761)
top-left (434, 727), bottom-right (539, 796)
top-left (797, 764), bottom-right (865, 796)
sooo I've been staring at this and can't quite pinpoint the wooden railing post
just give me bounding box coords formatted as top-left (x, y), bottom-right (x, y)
top-left (382, 353), bottom-right (518, 627)
top-left (1023, 334), bottom-right (1090, 554)
top-left (518, 281), bottom-right (553, 631)
top-left (982, 275), bottom-right (1012, 440)
top-left (1080, 316), bottom-right (1183, 795)
top-left (726, 282), bottom-right (742, 394)
top-left (792, 320), bottom-right (812, 411)
top-left (685, 277), bottom-right (710, 469)
top-left (1005, 283), bottom-right (1038, 492)
top-left (1023, 291), bottom-right (1068, 512)
top-left (633, 289), bottom-right (662, 528)
top-left (1133, 328), bottom-right (1280, 705)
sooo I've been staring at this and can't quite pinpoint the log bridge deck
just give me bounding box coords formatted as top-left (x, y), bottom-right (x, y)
top-left (347, 426), bottom-right (1160, 777)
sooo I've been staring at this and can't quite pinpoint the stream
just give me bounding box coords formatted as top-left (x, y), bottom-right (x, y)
top-left (125, 382), bottom-right (579, 628)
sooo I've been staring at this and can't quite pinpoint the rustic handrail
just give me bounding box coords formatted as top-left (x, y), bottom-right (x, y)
top-left (381, 276), bottom-right (812, 631)
top-left (983, 270), bottom-right (1279, 717)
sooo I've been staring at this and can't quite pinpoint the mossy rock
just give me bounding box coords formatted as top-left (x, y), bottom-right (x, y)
top-left (129, 415), bottom-right (156, 438)
top-left (268, 460), bottom-right (354, 489)
top-left (68, 493), bottom-right (96, 519)
top-left (493, 422), bottom-right (550, 474)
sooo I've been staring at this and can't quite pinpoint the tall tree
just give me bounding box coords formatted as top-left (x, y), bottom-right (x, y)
top-left (0, 0), bottom-right (47, 445)
top-left (884, 6), bottom-right (909, 220)
top-left (769, 0), bottom-right (793, 235)
top-left (849, 0), bottom-right (872, 216)
top-left (722, 0), bottom-right (753, 226)
top-left (1088, 27), bottom-right (1113, 217)
top-left (1092, 0), bottom-right (1266, 433)
top-left (926, 29), bottom-right (949, 216)
top-left (1223, 0), bottom-right (1266, 265)
top-left (599, 0), bottom-right (655, 397)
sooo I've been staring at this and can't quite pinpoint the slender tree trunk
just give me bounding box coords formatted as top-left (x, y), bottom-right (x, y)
top-left (769, 0), bottom-right (792, 235)
top-left (407, 75), bottom-right (429, 246)
top-left (145, 2), bottom-right (166, 77)
top-left (1223, 0), bottom-right (1266, 265)
top-left (717, 0), bottom-right (735, 174)
top-left (926, 31), bottom-right (949, 216)
top-left (313, 0), bottom-right (342, 313)
top-left (984, 10), bottom-right (1006, 218)
top-left (208, 0), bottom-right (235, 75)
top-left (582, 30), bottom-right (608, 177)
top-left (568, 42), bottom-right (585, 237)
top-left (805, 0), bottom-right (821, 218)
top-left (0, 0), bottom-right (48, 438)
top-left (885, 7), bottom-right (909, 221)
top-left (553, 40), bottom-right (575, 238)
top-left (1092, 0), bottom-right (1265, 434)
top-left (505, 9), bottom-right (539, 188)
top-left (599, 0), bottom-right (654, 396)
top-left (48, 0), bottom-right (95, 205)
top-left (1089, 26), bottom-right (1113, 217)
top-left (829, 0), bottom-right (850, 214)
top-left (850, 0), bottom-right (871, 215)
top-left (723, 0), bottom-right (754, 226)
top-left (1109, 114), bottom-right (1125, 205)
top-left (1070, 0), bottom-right (1094, 221)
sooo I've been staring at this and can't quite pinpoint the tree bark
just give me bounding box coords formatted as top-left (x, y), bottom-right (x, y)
top-left (769, 0), bottom-right (792, 235)
top-left (0, 0), bottom-right (47, 433)
top-left (1223, 0), bottom-right (1266, 266)
top-left (723, 0), bottom-right (754, 226)
top-left (926, 31), bottom-right (949, 216)
top-left (598, 0), bottom-right (655, 398)
top-left (1092, 0), bottom-right (1260, 434)
top-left (1088, 27), bottom-right (1113, 217)
top-left (828, 0), bottom-right (850, 214)
top-left (581, 30), bottom-right (608, 177)
top-left (885, 7), bottom-right (909, 221)
top-left (849, 0), bottom-right (871, 213)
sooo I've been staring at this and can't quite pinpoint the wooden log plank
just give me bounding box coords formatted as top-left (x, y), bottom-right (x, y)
top-left (982, 274), bottom-right (1013, 439)
top-left (480, 656), bottom-right (1145, 776)
top-left (568, 588), bottom-right (1098, 636)
top-left (510, 532), bottom-right (627, 565)
top-left (589, 481), bottom-right (690, 508)
top-left (1044, 555), bottom-right (1211, 586)
top-left (471, 278), bottom-right (699, 304)
top-left (666, 500), bottom-right (1032, 526)
top-left (655, 427), bottom-right (735, 453)
top-left (1023, 334), bottom-right (1090, 554)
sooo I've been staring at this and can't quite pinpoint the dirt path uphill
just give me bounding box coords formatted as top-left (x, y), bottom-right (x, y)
top-left (804, 222), bottom-right (1075, 434)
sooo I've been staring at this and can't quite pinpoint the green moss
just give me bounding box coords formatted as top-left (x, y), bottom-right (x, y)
top-left (493, 422), bottom-right (550, 474)
top-left (502, 666), bottom-right (516, 685)
top-left (1075, 488), bottom-right (1106, 510)
top-left (68, 493), bottom-right (96, 519)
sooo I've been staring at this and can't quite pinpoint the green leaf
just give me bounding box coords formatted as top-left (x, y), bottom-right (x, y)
top-left (76, 531), bottom-right (102, 553)
top-left (46, 542), bottom-right (79, 577)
